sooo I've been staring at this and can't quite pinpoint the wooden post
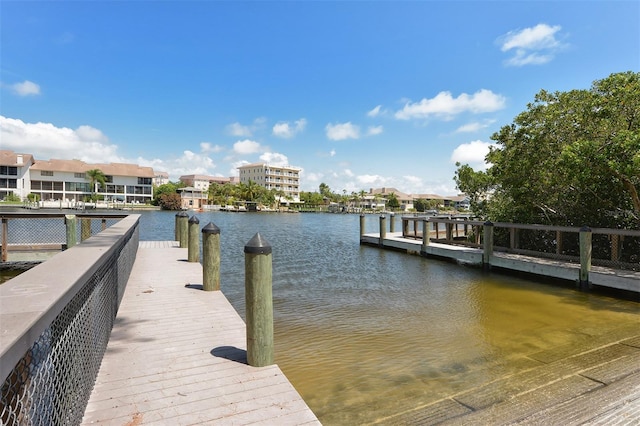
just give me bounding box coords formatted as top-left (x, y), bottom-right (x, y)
top-left (610, 234), bottom-right (620, 262)
top-left (101, 218), bottom-right (107, 231)
top-left (1, 218), bottom-right (8, 262)
top-left (178, 211), bottom-right (189, 248)
top-left (188, 215), bottom-right (200, 263)
top-left (446, 223), bottom-right (453, 242)
top-left (359, 214), bottom-right (365, 239)
top-left (244, 233), bottom-right (274, 367)
top-left (202, 222), bottom-right (220, 291)
top-left (482, 221), bottom-right (494, 270)
top-left (556, 230), bottom-right (563, 255)
top-left (81, 218), bottom-right (91, 241)
top-left (421, 219), bottom-right (429, 252)
top-left (175, 212), bottom-right (181, 241)
top-left (389, 213), bottom-right (395, 233)
top-left (379, 215), bottom-right (386, 246)
top-left (579, 226), bottom-right (592, 290)
top-left (402, 218), bottom-right (409, 237)
top-left (65, 215), bottom-right (77, 249)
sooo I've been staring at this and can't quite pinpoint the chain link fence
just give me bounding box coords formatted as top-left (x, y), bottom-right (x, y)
top-left (0, 215), bottom-right (138, 425)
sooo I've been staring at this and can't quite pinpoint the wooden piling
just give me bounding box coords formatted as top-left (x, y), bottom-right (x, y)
top-left (202, 222), bottom-right (221, 291)
top-left (482, 221), bottom-right (494, 269)
top-left (81, 218), bottom-right (91, 241)
top-left (244, 233), bottom-right (274, 367)
top-left (579, 226), bottom-right (592, 290)
top-left (177, 211), bottom-right (189, 248)
top-left (65, 215), bottom-right (77, 249)
top-left (188, 215), bottom-right (200, 263)
top-left (390, 213), bottom-right (395, 233)
top-left (1, 218), bottom-right (8, 262)
top-left (360, 214), bottom-right (365, 238)
top-left (421, 219), bottom-right (429, 252)
top-left (379, 215), bottom-right (387, 246)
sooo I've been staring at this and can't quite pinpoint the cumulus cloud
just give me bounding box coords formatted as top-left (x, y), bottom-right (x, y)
top-left (200, 142), bottom-right (224, 153)
top-left (1, 116), bottom-right (120, 162)
top-left (357, 174), bottom-right (388, 185)
top-left (455, 120), bottom-right (495, 133)
top-left (233, 139), bottom-right (261, 154)
top-left (498, 23), bottom-right (566, 66)
top-left (367, 105), bottom-right (382, 117)
top-left (272, 118), bottom-right (307, 138)
top-left (10, 80), bottom-right (41, 96)
top-left (451, 140), bottom-right (494, 169)
top-left (226, 122), bottom-right (252, 137)
top-left (395, 89), bottom-right (506, 120)
top-left (326, 122), bottom-right (361, 140)
top-left (367, 125), bottom-right (383, 136)
top-left (330, 149), bottom-right (336, 157)
top-left (259, 152), bottom-right (289, 166)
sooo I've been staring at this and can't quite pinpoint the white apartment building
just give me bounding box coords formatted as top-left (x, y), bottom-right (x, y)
top-left (30, 159), bottom-right (155, 204)
top-left (237, 162), bottom-right (301, 203)
top-left (0, 151), bottom-right (35, 201)
top-left (179, 174), bottom-right (232, 192)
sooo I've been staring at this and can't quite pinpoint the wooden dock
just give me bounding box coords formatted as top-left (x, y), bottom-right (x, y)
top-left (81, 241), bottom-right (319, 425)
top-left (361, 232), bottom-right (640, 295)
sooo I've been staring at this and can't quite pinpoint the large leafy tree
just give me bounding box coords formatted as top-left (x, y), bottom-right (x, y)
top-left (455, 71), bottom-right (639, 229)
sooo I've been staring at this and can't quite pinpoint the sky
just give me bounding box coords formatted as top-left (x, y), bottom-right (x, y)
top-left (1, 1), bottom-right (638, 196)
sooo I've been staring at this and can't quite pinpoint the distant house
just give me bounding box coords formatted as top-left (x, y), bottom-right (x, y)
top-left (179, 174), bottom-right (233, 193)
top-left (0, 150), bottom-right (35, 201)
top-left (177, 186), bottom-right (207, 210)
top-left (154, 171), bottom-right (170, 187)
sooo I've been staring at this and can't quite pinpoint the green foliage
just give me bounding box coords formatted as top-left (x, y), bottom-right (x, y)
top-left (27, 193), bottom-right (40, 202)
top-left (158, 192), bottom-right (182, 210)
top-left (4, 193), bottom-right (20, 202)
top-left (455, 71), bottom-right (640, 229)
top-left (153, 182), bottom-right (183, 206)
top-left (386, 192), bottom-right (400, 210)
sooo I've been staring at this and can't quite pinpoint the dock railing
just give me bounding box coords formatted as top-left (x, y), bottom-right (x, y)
top-left (1, 212), bottom-right (129, 263)
top-left (401, 216), bottom-right (640, 272)
top-left (0, 214), bottom-right (140, 425)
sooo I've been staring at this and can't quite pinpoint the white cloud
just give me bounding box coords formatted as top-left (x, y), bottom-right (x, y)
top-left (455, 119), bottom-right (495, 133)
top-left (226, 122), bottom-right (253, 137)
top-left (11, 80), bottom-right (41, 96)
top-left (344, 169), bottom-right (354, 177)
top-left (330, 149), bottom-right (336, 157)
top-left (233, 139), bottom-right (261, 154)
top-left (395, 89), bottom-right (506, 120)
top-left (326, 122), bottom-right (360, 140)
top-left (272, 118), bottom-right (307, 138)
top-left (200, 142), bottom-right (224, 153)
top-left (259, 152), bottom-right (289, 166)
top-left (367, 125), bottom-right (383, 136)
top-left (450, 140), bottom-right (494, 169)
top-left (357, 174), bottom-right (388, 185)
top-left (367, 105), bottom-right (382, 117)
top-left (0, 116), bottom-right (120, 162)
top-left (498, 24), bottom-right (565, 67)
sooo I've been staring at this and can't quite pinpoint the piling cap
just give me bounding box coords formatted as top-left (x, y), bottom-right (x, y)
top-left (189, 215), bottom-right (200, 224)
top-left (244, 232), bottom-right (272, 254)
top-left (580, 225), bottom-right (592, 232)
top-left (484, 220), bottom-right (494, 226)
top-left (177, 211), bottom-right (189, 217)
top-left (202, 222), bottom-right (220, 234)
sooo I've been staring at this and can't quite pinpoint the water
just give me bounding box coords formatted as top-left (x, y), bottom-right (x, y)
top-left (9, 210), bottom-right (638, 423)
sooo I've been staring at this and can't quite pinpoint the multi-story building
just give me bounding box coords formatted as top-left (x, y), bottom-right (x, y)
top-left (179, 174), bottom-right (232, 192)
top-left (0, 151), bottom-right (35, 201)
top-left (154, 171), bottom-right (170, 187)
top-left (237, 162), bottom-right (301, 203)
top-left (0, 151), bottom-right (155, 204)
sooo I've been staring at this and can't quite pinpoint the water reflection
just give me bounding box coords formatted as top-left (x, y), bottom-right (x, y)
top-left (139, 211), bottom-right (639, 424)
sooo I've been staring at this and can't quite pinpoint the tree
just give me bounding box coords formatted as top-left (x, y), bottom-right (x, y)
top-left (158, 192), bottom-right (182, 210)
top-left (86, 169), bottom-right (106, 202)
top-left (455, 71), bottom-right (640, 229)
top-left (153, 182), bottom-right (183, 206)
top-left (386, 192), bottom-right (400, 210)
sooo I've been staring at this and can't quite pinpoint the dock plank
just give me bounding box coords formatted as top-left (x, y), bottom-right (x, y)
top-left (82, 241), bottom-right (319, 426)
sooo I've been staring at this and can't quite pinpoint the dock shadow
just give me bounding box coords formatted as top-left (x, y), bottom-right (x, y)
top-left (211, 346), bottom-right (248, 365)
top-left (184, 283), bottom-right (203, 290)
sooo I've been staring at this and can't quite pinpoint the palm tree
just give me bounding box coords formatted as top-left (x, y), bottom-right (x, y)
top-left (86, 169), bottom-right (106, 202)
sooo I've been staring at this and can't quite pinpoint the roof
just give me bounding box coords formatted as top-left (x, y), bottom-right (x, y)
top-left (30, 158), bottom-right (155, 177)
top-left (0, 150), bottom-right (35, 167)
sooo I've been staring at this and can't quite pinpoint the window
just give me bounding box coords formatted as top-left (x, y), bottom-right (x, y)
top-left (74, 172), bottom-right (86, 179)
top-left (105, 175), bottom-right (113, 183)
top-left (138, 177), bottom-right (152, 185)
top-left (41, 171), bottom-right (54, 176)
top-left (0, 166), bottom-right (18, 176)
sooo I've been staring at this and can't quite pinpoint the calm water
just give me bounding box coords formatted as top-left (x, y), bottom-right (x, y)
top-left (136, 210), bottom-right (640, 424)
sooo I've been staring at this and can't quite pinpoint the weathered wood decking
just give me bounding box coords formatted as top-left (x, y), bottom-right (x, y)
top-left (81, 241), bottom-right (319, 425)
top-left (361, 232), bottom-right (640, 294)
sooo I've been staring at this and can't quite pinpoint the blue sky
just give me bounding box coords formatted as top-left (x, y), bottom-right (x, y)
top-left (2, 1), bottom-right (638, 195)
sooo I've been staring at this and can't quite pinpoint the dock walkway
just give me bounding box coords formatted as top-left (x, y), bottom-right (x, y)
top-left (81, 241), bottom-right (319, 425)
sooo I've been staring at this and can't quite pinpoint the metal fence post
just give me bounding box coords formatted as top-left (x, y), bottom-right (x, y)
top-left (65, 215), bottom-right (77, 249)
top-left (579, 226), bottom-right (592, 290)
top-left (244, 233), bottom-right (274, 367)
top-left (202, 222), bottom-right (220, 291)
top-left (188, 215), bottom-right (200, 263)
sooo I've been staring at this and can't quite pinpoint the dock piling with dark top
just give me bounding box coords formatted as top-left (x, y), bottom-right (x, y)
top-left (202, 222), bottom-right (221, 291)
top-left (379, 215), bottom-right (386, 246)
top-left (65, 214), bottom-right (77, 249)
top-left (177, 211), bottom-right (189, 248)
top-left (188, 215), bottom-right (200, 262)
top-left (244, 233), bottom-right (274, 367)
top-left (360, 214), bottom-right (365, 238)
top-left (390, 213), bottom-right (395, 233)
